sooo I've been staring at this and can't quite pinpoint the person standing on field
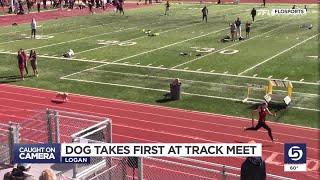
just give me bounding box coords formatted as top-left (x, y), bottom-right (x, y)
top-left (31, 18), bottom-right (37, 39)
top-left (202, 6), bottom-right (208, 22)
top-left (251, 8), bottom-right (256, 22)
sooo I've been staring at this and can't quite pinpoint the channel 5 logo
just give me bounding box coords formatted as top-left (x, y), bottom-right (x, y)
top-left (284, 143), bottom-right (306, 164)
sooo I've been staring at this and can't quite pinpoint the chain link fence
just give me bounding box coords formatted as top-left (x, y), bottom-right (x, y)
top-left (0, 122), bottom-right (20, 167)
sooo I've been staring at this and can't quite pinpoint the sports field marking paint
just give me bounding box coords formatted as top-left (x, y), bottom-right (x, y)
top-left (283, 77), bottom-right (288, 80)
top-left (238, 33), bottom-right (320, 75)
top-left (224, 71), bottom-right (228, 74)
top-left (3, 83), bottom-right (319, 132)
top-left (197, 68), bottom-right (202, 71)
top-left (307, 56), bottom-right (318, 58)
top-left (136, 63), bottom-right (140, 65)
top-left (210, 70), bottom-right (215, 72)
top-left (75, 21), bottom-right (205, 55)
top-left (67, 6), bottom-right (242, 55)
top-left (0, 21), bottom-right (117, 45)
top-left (184, 67), bottom-right (189, 70)
top-left (147, 64), bottom-right (152, 66)
top-left (268, 75), bottom-right (273, 78)
top-left (171, 20), bottom-right (285, 69)
top-left (300, 79), bottom-right (304, 82)
top-left (61, 76), bottom-right (320, 113)
top-left (25, 25), bottom-right (140, 51)
top-left (253, 74), bottom-right (258, 77)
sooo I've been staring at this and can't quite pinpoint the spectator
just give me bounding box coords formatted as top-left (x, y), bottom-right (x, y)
top-left (37, 1), bottom-right (41, 12)
top-left (29, 49), bottom-right (39, 77)
top-left (31, 18), bottom-right (37, 39)
top-left (235, 17), bottom-right (241, 38)
top-left (39, 168), bottom-right (57, 180)
top-left (202, 5), bottom-right (208, 22)
top-left (292, 5), bottom-right (296, 9)
top-left (43, 0), bottom-right (47, 9)
top-left (262, 0), bottom-right (265, 7)
top-left (251, 8), bottom-right (256, 22)
top-left (304, 5), bottom-right (307, 12)
top-left (27, 0), bottom-right (32, 13)
top-left (230, 22), bottom-right (236, 41)
top-left (4, 163), bottom-right (35, 180)
top-left (164, 1), bottom-right (170, 15)
top-left (241, 157), bottom-right (266, 180)
top-left (245, 21), bottom-right (251, 38)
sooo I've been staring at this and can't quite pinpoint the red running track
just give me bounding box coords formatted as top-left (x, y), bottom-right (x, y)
top-left (0, 3), bottom-right (149, 26)
top-left (0, 84), bottom-right (319, 179)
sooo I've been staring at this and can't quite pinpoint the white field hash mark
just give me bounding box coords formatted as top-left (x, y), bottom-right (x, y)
top-left (238, 33), bottom-right (320, 75)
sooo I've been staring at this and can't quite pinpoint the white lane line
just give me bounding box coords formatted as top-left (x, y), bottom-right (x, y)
top-left (3, 83), bottom-right (319, 131)
top-left (238, 33), bottom-right (320, 75)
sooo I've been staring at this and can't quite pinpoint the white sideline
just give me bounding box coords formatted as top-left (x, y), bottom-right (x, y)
top-left (2, 83), bottom-right (319, 131)
top-left (61, 25), bottom-right (231, 79)
top-left (0, 49), bottom-right (318, 86)
top-left (60, 76), bottom-right (320, 112)
top-left (25, 25), bottom-right (141, 51)
top-left (0, 21), bottom-right (116, 45)
top-left (75, 6), bottom-right (241, 55)
top-left (238, 33), bottom-right (320, 75)
top-left (171, 22), bottom-right (289, 69)
top-left (90, 69), bottom-right (320, 97)
top-left (75, 21), bottom-right (205, 55)
top-left (99, 62), bottom-right (320, 86)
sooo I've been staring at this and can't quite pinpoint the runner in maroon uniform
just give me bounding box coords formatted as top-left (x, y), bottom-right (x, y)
top-left (244, 102), bottom-right (276, 142)
top-left (17, 50), bottom-right (25, 80)
top-left (21, 49), bottom-right (28, 75)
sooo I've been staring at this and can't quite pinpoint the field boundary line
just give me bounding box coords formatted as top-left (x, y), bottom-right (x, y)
top-left (2, 83), bottom-right (319, 131)
top-left (62, 16), bottom-right (271, 78)
top-left (90, 69), bottom-right (320, 97)
top-left (171, 21), bottom-right (289, 69)
top-left (99, 62), bottom-right (320, 85)
top-left (1, 49), bottom-right (317, 86)
top-left (238, 33), bottom-right (320, 75)
top-left (75, 6), bottom-right (246, 55)
top-left (75, 22), bottom-right (204, 55)
top-left (60, 76), bottom-right (320, 112)
top-left (61, 25), bottom-right (231, 79)
top-left (0, 21), bottom-right (117, 45)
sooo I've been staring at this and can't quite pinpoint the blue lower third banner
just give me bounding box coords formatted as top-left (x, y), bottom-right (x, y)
top-left (13, 144), bottom-right (90, 164)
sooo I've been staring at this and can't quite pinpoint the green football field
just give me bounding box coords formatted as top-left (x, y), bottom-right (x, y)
top-left (0, 3), bottom-right (318, 128)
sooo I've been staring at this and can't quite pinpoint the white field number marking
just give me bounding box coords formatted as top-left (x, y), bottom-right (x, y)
top-left (219, 49), bottom-right (239, 55)
top-left (191, 47), bottom-right (239, 54)
top-left (97, 40), bottom-right (137, 46)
